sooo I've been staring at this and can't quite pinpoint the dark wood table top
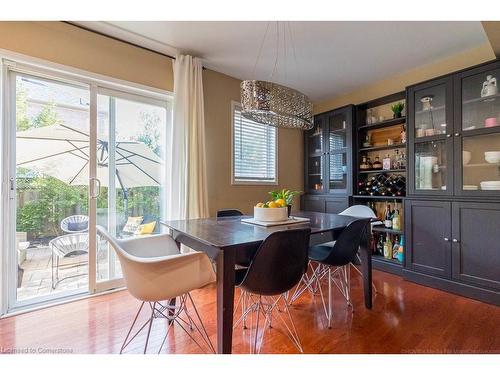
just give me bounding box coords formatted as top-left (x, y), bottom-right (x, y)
top-left (161, 211), bottom-right (357, 249)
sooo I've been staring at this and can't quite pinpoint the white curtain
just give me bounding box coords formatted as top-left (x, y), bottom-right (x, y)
top-left (166, 54), bottom-right (209, 221)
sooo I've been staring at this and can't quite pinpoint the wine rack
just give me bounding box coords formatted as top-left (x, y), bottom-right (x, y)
top-left (354, 91), bottom-right (408, 275)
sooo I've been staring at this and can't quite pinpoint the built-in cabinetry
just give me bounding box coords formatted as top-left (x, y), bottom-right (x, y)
top-left (404, 59), bottom-right (500, 305)
top-left (302, 105), bottom-right (354, 214)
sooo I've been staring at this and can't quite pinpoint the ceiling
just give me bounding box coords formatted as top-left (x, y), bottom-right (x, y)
top-left (73, 21), bottom-right (488, 102)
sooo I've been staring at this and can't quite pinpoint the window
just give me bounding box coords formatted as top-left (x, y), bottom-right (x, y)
top-left (232, 102), bottom-right (277, 184)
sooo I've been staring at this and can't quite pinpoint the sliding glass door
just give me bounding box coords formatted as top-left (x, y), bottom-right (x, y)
top-left (4, 63), bottom-right (170, 310)
top-left (94, 89), bottom-right (167, 292)
top-left (12, 71), bottom-right (91, 305)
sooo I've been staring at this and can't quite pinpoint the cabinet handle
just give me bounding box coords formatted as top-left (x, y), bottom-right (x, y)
top-left (446, 134), bottom-right (452, 138)
top-left (444, 237), bottom-right (450, 242)
top-left (454, 133), bottom-right (460, 137)
top-left (452, 238), bottom-right (459, 243)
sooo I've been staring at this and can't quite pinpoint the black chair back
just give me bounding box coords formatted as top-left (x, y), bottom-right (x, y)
top-left (216, 209), bottom-right (243, 218)
top-left (239, 228), bottom-right (311, 296)
top-left (324, 218), bottom-right (370, 266)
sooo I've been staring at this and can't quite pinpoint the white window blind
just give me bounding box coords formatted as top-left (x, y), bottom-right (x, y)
top-left (232, 103), bottom-right (277, 184)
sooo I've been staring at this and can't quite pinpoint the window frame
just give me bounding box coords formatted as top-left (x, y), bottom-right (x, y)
top-left (231, 101), bottom-right (278, 186)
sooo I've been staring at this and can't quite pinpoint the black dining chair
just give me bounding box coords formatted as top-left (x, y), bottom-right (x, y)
top-left (216, 209), bottom-right (243, 218)
top-left (305, 218), bottom-right (370, 328)
top-left (232, 228), bottom-right (311, 353)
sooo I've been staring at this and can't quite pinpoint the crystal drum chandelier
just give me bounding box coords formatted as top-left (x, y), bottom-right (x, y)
top-left (240, 22), bottom-right (313, 130)
top-left (240, 80), bottom-right (313, 130)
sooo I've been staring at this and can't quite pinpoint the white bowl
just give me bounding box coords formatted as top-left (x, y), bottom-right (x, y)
top-left (463, 151), bottom-right (471, 166)
top-left (480, 181), bottom-right (500, 190)
top-left (485, 151), bottom-right (500, 164)
top-left (254, 206), bottom-right (288, 222)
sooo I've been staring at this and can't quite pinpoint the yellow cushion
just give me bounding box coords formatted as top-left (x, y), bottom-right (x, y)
top-left (122, 216), bottom-right (143, 233)
top-left (136, 221), bottom-right (156, 235)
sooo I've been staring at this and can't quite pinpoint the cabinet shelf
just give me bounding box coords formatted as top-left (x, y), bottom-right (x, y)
top-left (352, 195), bottom-right (405, 200)
top-left (372, 226), bottom-right (404, 235)
top-left (358, 117), bottom-right (406, 131)
top-left (415, 105), bottom-right (445, 115)
top-left (359, 143), bottom-right (406, 152)
top-left (463, 162), bottom-right (500, 167)
top-left (358, 169), bottom-right (406, 174)
top-left (462, 93), bottom-right (500, 105)
top-left (372, 254), bottom-right (403, 266)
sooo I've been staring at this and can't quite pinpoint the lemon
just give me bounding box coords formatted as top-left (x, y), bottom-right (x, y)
top-left (275, 198), bottom-right (286, 207)
top-left (256, 202), bottom-right (264, 208)
top-left (268, 201), bottom-right (278, 208)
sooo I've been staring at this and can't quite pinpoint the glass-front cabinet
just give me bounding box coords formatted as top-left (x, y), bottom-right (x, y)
top-left (306, 115), bottom-right (325, 193)
top-left (408, 60), bottom-right (500, 198)
top-left (408, 76), bottom-right (454, 195)
top-left (454, 61), bottom-right (500, 196)
top-left (305, 105), bottom-right (353, 195)
top-left (326, 109), bottom-right (351, 194)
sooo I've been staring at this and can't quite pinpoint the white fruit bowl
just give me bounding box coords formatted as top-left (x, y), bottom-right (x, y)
top-left (254, 206), bottom-right (288, 222)
top-left (484, 151), bottom-right (500, 164)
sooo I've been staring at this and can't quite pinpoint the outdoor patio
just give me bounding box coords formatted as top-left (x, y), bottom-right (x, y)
top-left (17, 244), bottom-right (121, 301)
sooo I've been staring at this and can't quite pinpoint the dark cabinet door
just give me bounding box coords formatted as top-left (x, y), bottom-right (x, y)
top-left (453, 60), bottom-right (500, 197)
top-left (305, 114), bottom-right (327, 194)
top-left (325, 106), bottom-right (353, 195)
top-left (325, 197), bottom-right (348, 214)
top-left (407, 77), bottom-right (454, 196)
top-left (452, 202), bottom-right (500, 290)
top-left (302, 196), bottom-right (325, 213)
top-left (405, 200), bottom-right (452, 278)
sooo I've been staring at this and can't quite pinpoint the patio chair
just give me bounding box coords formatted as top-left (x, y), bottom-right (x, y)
top-left (50, 233), bottom-right (89, 289)
top-left (60, 215), bottom-right (89, 234)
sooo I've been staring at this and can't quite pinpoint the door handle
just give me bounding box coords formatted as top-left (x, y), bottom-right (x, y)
top-left (452, 238), bottom-right (459, 243)
top-left (444, 237), bottom-right (450, 242)
top-left (90, 177), bottom-right (101, 199)
top-left (9, 177), bottom-right (15, 200)
top-left (454, 133), bottom-right (460, 137)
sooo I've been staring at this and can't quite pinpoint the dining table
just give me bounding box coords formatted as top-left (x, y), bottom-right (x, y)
top-left (161, 210), bottom-right (372, 354)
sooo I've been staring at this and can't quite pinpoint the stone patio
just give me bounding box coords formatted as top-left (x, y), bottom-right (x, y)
top-left (17, 244), bottom-right (121, 301)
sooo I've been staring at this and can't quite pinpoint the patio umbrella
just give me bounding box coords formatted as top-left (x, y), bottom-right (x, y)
top-left (16, 124), bottom-right (162, 216)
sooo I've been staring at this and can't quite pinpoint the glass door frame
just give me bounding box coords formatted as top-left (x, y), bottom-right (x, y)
top-left (1, 57), bottom-right (172, 313)
top-left (325, 105), bottom-right (352, 195)
top-left (92, 86), bottom-right (170, 294)
top-left (453, 60), bottom-right (500, 198)
top-left (407, 76), bottom-right (454, 197)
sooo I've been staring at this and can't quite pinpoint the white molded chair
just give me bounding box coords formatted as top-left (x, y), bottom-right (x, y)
top-left (96, 226), bottom-right (216, 354)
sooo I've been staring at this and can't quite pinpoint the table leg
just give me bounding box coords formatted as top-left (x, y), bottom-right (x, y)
top-left (358, 225), bottom-right (373, 309)
top-left (216, 249), bottom-right (236, 354)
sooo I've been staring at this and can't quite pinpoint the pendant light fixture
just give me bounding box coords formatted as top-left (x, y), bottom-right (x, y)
top-left (240, 22), bottom-right (313, 130)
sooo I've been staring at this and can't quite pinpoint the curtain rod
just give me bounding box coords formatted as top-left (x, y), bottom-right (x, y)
top-left (64, 21), bottom-right (207, 69)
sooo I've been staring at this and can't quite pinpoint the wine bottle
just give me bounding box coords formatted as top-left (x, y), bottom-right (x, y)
top-left (384, 204), bottom-right (392, 228)
top-left (392, 209), bottom-right (401, 231)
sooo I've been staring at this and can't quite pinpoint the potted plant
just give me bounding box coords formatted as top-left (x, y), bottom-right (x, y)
top-left (391, 102), bottom-right (405, 118)
top-left (269, 189), bottom-right (302, 217)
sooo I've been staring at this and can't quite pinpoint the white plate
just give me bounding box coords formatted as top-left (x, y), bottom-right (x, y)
top-left (463, 185), bottom-right (479, 190)
top-left (241, 216), bottom-right (310, 227)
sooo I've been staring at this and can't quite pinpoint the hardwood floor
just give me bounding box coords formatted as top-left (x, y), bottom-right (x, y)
top-left (1, 270), bottom-right (499, 354)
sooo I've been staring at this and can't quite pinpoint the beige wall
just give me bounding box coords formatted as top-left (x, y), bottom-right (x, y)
top-left (0, 21), bottom-right (304, 216)
top-left (203, 69), bottom-right (304, 215)
top-left (314, 42), bottom-right (496, 114)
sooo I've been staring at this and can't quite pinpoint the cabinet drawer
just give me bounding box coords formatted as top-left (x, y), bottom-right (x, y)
top-left (302, 197), bottom-right (325, 213)
top-left (325, 198), bottom-right (348, 214)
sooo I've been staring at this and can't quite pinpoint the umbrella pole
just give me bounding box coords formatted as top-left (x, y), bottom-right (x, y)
top-left (123, 188), bottom-right (129, 219)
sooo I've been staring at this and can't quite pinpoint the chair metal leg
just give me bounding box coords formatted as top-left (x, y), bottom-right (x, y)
top-left (328, 268), bottom-right (333, 329)
top-left (120, 301), bottom-right (145, 354)
top-left (143, 302), bottom-right (156, 354)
